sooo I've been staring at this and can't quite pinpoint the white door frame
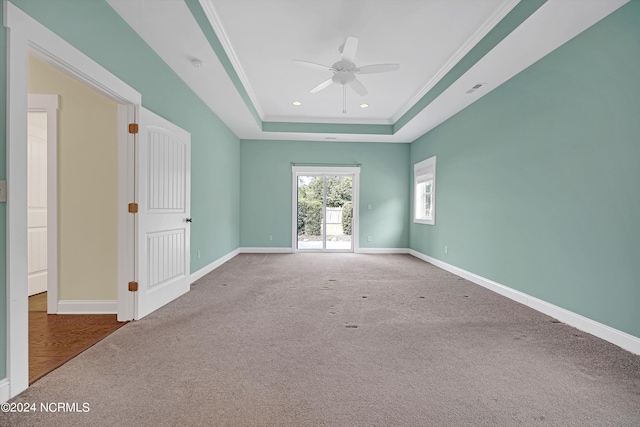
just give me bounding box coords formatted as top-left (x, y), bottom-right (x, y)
top-left (27, 94), bottom-right (59, 313)
top-left (4, 2), bottom-right (141, 401)
top-left (291, 166), bottom-right (360, 253)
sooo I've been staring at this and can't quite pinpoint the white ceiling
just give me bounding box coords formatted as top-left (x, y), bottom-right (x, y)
top-left (107, 0), bottom-right (628, 143)
top-left (209, 0), bottom-right (514, 124)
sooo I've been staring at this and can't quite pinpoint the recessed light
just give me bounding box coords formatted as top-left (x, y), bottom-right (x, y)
top-left (360, 103), bottom-right (369, 108)
top-left (292, 101), bottom-right (302, 106)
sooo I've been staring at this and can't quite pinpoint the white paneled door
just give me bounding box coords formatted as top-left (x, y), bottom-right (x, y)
top-left (27, 111), bottom-right (48, 296)
top-left (135, 107), bottom-right (191, 319)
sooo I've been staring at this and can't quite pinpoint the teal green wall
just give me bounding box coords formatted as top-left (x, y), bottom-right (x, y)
top-left (1, 3), bottom-right (7, 380)
top-left (3, 0), bottom-right (639, 389)
top-left (9, 0), bottom-right (241, 271)
top-left (240, 140), bottom-right (409, 249)
top-left (410, 1), bottom-right (640, 338)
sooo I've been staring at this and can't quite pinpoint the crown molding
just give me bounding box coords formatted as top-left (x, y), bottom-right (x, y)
top-left (199, 0), bottom-right (265, 119)
top-left (392, 0), bottom-right (520, 123)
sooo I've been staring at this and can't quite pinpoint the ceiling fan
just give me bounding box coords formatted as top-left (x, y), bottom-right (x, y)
top-left (292, 36), bottom-right (400, 113)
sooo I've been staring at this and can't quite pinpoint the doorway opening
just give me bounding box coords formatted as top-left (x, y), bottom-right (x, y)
top-left (27, 93), bottom-right (59, 312)
top-left (27, 109), bottom-right (50, 298)
top-left (292, 166), bottom-right (360, 253)
top-left (6, 1), bottom-right (142, 399)
top-left (26, 55), bottom-right (126, 384)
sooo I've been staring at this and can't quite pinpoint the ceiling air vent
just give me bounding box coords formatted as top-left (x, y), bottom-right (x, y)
top-left (466, 83), bottom-right (486, 94)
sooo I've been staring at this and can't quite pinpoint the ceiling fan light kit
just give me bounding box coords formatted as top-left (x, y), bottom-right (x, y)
top-left (293, 36), bottom-right (399, 113)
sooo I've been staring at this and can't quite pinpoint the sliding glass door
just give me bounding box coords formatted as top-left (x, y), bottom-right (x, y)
top-left (293, 167), bottom-right (359, 253)
top-left (325, 176), bottom-right (352, 250)
top-left (297, 174), bottom-right (324, 250)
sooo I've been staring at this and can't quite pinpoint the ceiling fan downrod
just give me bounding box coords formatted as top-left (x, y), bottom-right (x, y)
top-left (343, 84), bottom-right (347, 114)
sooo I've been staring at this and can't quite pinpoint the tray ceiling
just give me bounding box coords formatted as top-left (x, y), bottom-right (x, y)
top-left (107, 0), bottom-right (628, 142)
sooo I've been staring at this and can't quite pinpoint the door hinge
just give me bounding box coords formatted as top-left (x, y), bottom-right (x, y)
top-left (128, 203), bottom-right (138, 213)
top-left (128, 123), bottom-right (139, 134)
top-left (128, 281), bottom-right (138, 292)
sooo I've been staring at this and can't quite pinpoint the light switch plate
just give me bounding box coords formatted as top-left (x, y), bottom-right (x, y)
top-left (0, 180), bottom-right (6, 203)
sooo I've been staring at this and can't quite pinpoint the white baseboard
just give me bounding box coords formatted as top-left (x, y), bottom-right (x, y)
top-left (357, 248), bottom-right (410, 254)
top-left (239, 247), bottom-right (412, 254)
top-left (56, 300), bottom-right (118, 314)
top-left (0, 378), bottom-right (10, 403)
top-left (409, 249), bottom-right (640, 355)
top-left (190, 248), bottom-right (241, 283)
top-left (239, 247), bottom-right (293, 254)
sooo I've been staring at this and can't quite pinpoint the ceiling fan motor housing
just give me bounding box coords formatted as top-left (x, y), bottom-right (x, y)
top-left (332, 60), bottom-right (356, 72)
top-left (332, 70), bottom-right (355, 85)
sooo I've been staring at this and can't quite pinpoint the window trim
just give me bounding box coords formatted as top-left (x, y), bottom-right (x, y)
top-left (413, 156), bottom-right (436, 225)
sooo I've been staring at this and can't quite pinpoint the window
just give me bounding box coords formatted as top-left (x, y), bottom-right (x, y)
top-left (414, 156), bottom-right (436, 225)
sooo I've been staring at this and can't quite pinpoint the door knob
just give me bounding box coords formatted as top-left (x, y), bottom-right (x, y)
top-left (186, 218), bottom-right (193, 223)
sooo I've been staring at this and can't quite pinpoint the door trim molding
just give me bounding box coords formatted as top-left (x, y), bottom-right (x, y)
top-left (28, 94), bottom-right (59, 314)
top-left (117, 104), bottom-right (136, 322)
top-left (291, 166), bottom-right (360, 253)
top-left (0, 379), bottom-right (10, 403)
top-left (5, 2), bottom-right (141, 400)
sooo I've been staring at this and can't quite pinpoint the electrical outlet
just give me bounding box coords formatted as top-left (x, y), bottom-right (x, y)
top-left (0, 180), bottom-right (6, 203)
top-left (367, 236), bottom-right (372, 242)
top-left (268, 235), bottom-right (273, 241)
top-left (367, 204), bottom-right (372, 210)
top-left (445, 246), bottom-right (448, 254)
top-left (197, 250), bottom-right (201, 259)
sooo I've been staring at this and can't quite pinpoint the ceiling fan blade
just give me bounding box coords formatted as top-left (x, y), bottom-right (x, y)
top-left (292, 60), bottom-right (334, 72)
top-left (341, 36), bottom-right (358, 63)
top-left (348, 78), bottom-right (367, 96)
top-left (356, 63), bottom-right (400, 74)
top-left (310, 78), bottom-right (334, 93)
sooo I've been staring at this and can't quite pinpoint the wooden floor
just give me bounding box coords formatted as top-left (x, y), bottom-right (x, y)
top-left (29, 292), bottom-right (127, 384)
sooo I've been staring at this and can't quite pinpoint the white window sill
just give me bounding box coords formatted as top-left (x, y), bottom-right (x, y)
top-left (414, 218), bottom-right (435, 225)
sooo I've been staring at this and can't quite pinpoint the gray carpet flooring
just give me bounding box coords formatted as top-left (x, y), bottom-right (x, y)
top-left (3, 254), bottom-right (640, 426)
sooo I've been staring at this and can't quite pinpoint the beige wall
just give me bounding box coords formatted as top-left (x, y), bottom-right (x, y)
top-left (28, 55), bottom-right (118, 301)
